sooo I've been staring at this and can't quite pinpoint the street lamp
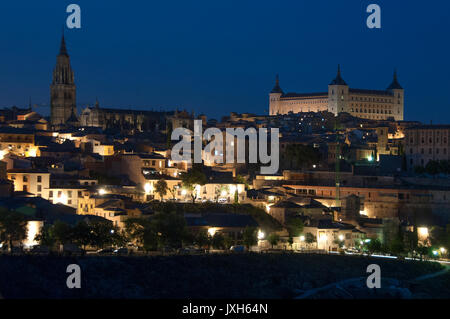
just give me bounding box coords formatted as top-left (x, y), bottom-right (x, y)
top-left (257, 230), bottom-right (265, 240)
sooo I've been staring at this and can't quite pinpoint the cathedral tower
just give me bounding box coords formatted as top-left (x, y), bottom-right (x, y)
top-left (50, 34), bottom-right (76, 126)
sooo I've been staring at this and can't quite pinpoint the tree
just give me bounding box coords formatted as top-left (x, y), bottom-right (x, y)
top-left (155, 179), bottom-right (168, 201)
top-left (242, 227), bottom-right (257, 250)
top-left (267, 233), bottom-right (280, 249)
top-left (153, 211), bottom-right (187, 248)
top-left (168, 185), bottom-right (178, 200)
top-left (89, 221), bottom-right (115, 249)
top-left (305, 232), bottom-right (316, 249)
top-left (288, 236), bottom-right (294, 249)
top-left (430, 224), bottom-right (450, 249)
top-left (49, 220), bottom-right (73, 247)
top-left (214, 185), bottom-right (229, 203)
top-left (223, 234), bottom-right (234, 250)
top-left (286, 217), bottom-right (304, 237)
top-left (405, 229), bottom-right (419, 256)
top-left (0, 210), bottom-right (28, 252)
top-left (35, 225), bottom-right (56, 249)
top-left (124, 218), bottom-right (159, 252)
top-left (366, 238), bottom-right (382, 255)
top-left (181, 169), bottom-right (207, 203)
top-left (211, 233), bottom-right (225, 250)
top-left (71, 221), bottom-right (92, 250)
top-left (195, 229), bottom-right (211, 249)
top-left (234, 174), bottom-right (249, 190)
top-left (417, 245), bottom-right (429, 261)
top-left (389, 236), bottom-right (405, 256)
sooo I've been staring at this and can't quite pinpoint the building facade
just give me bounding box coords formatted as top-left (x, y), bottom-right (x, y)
top-left (405, 125), bottom-right (450, 170)
top-left (269, 66), bottom-right (404, 121)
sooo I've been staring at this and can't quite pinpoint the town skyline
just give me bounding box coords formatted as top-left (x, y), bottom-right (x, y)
top-left (0, 1), bottom-right (449, 123)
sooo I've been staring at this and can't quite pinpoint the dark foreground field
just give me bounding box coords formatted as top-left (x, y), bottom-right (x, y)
top-left (0, 253), bottom-right (447, 299)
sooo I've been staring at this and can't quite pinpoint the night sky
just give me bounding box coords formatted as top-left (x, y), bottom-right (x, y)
top-left (0, 0), bottom-right (449, 122)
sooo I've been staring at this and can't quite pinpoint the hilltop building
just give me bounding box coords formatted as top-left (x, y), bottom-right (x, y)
top-left (269, 66), bottom-right (404, 121)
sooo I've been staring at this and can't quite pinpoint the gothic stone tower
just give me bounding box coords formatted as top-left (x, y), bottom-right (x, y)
top-left (50, 35), bottom-right (76, 126)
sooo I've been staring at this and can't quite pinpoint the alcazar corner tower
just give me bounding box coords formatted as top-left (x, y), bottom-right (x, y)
top-left (50, 34), bottom-right (77, 126)
top-left (269, 65), bottom-right (404, 121)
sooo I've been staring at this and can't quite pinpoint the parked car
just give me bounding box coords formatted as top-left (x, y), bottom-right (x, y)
top-left (114, 247), bottom-right (129, 255)
top-left (178, 246), bottom-right (205, 254)
top-left (62, 244), bottom-right (85, 256)
top-left (218, 198), bottom-right (227, 204)
top-left (96, 248), bottom-right (114, 255)
top-left (30, 245), bottom-right (50, 255)
top-left (230, 245), bottom-right (246, 253)
top-left (162, 246), bottom-right (176, 254)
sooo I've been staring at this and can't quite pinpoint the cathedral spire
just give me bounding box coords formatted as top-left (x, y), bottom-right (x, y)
top-left (59, 32), bottom-right (68, 56)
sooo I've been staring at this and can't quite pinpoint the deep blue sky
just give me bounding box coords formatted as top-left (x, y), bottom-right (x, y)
top-left (0, 0), bottom-right (449, 122)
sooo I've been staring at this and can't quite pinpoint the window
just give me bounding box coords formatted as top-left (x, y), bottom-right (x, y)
top-left (49, 191), bottom-right (53, 198)
top-left (37, 176), bottom-right (42, 183)
top-left (23, 175), bottom-right (28, 183)
top-left (37, 185), bottom-right (42, 192)
top-left (68, 191), bottom-right (72, 198)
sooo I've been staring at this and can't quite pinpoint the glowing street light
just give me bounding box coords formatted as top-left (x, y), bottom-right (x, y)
top-left (338, 234), bottom-right (345, 241)
top-left (208, 228), bottom-right (217, 237)
top-left (144, 183), bottom-right (153, 194)
top-left (299, 235), bottom-right (305, 242)
top-left (257, 230), bottom-right (265, 240)
top-left (0, 149), bottom-right (7, 160)
top-left (440, 247), bottom-right (447, 254)
top-left (99, 188), bottom-right (107, 195)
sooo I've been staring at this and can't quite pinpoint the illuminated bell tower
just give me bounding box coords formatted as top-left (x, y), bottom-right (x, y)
top-left (50, 34), bottom-right (76, 126)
